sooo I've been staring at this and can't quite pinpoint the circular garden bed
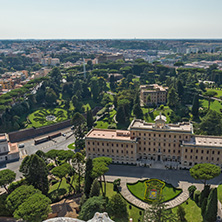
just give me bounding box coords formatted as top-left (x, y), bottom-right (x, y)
top-left (127, 179), bottom-right (182, 203)
top-left (28, 108), bottom-right (68, 128)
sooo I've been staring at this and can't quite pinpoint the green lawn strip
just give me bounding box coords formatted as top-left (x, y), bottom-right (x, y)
top-left (206, 89), bottom-right (222, 98)
top-left (172, 198), bottom-right (203, 222)
top-left (217, 184), bottom-right (222, 203)
top-left (127, 179), bottom-right (182, 203)
top-left (68, 143), bottom-right (75, 150)
top-left (200, 99), bottom-right (222, 113)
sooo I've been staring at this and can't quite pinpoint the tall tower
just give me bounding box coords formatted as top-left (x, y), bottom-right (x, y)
top-left (83, 58), bottom-right (86, 79)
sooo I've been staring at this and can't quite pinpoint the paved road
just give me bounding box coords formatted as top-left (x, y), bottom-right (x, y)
top-left (106, 164), bottom-right (222, 188)
top-left (0, 128), bottom-right (75, 180)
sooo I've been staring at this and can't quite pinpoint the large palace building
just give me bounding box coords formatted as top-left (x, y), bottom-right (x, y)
top-left (85, 114), bottom-right (222, 169)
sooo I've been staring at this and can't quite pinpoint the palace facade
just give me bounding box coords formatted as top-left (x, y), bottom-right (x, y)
top-left (85, 114), bottom-right (222, 169)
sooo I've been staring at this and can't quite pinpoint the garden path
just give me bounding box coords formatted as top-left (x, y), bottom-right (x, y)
top-left (106, 176), bottom-right (189, 209)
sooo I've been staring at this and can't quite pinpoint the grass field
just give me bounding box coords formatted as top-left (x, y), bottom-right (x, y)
top-left (127, 180), bottom-right (182, 203)
top-left (172, 198), bottom-right (203, 222)
top-left (68, 143), bottom-right (75, 150)
top-left (206, 89), bottom-right (222, 98)
top-left (200, 99), bottom-right (222, 113)
top-left (95, 109), bottom-right (117, 129)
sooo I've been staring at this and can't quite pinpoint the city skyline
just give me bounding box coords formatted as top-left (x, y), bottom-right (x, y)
top-left (1, 0), bottom-right (222, 39)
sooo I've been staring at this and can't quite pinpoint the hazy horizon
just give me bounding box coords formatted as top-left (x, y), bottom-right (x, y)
top-left (1, 0), bottom-right (222, 39)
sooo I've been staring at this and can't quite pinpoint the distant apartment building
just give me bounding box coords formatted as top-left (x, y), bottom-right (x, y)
top-left (140, 84), bottom-right (168, 106)
top-left (0, 134), bottom-right (19, 163)
top-left (41, 57), bottom-right (60, 66)
top-left (85, 114), bottom-right (222, 169)
top-left (97, 53), bottom-right (124, 63)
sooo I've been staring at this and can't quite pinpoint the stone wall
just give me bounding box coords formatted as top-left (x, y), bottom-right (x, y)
top-left (8, 119), bottom-right (72, 142)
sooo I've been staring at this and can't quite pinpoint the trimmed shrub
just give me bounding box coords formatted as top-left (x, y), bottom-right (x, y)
top-left (188, 185), bottom-right (197, 200)
top-left (194, 190), bottom-right (201, 206)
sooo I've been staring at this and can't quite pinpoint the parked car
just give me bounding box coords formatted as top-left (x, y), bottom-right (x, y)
top-left (18, 143), bottom-right (25, 148)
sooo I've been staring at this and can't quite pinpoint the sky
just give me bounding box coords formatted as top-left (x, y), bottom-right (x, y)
top-left (0, 0), bottom-right (222, 39)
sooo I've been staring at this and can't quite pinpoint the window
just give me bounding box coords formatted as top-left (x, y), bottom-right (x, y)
top-left (153, 148), bottom-right (156, 151)
top-left (159, 134), bottom-right (161, 137)
top-left (191, 149), bottom-right (193, 153)
top-left (139, 147), bottom-right (141, 151)
top-left (112, 144), bottom-right (113, 147)
top-left (144, 133), bottom-right (146, 136)
top-left (131, 151), bottom-right (133, 154)
top-left (185, 155), bottom-right (187, 159)
top-left (190, 156), bottom-right (192, 159)
top-left (212, 157), bottom-right (214, 161)
top-left (144, 148), bottom-right (146, 151)
top-left (116, 144), bottom-right (118, 147)
top-left (88, 148), bottom-right (91, 151)
top-left (149, 148), bottom-right (151, 151)
top-left (117, 150), bottom-right (119, 153)
top-left (98, 148), bottom-right (100, 152)
top-left (169, 143), bottom-right (171, 147)
top-left (88, 142), bottom-right (90, 145)
top-left (154, 134), bottom-right (156, 137)
top-left (131, 145), bottom-right (133, 148)
top-left (102, 143), bottom-right (104, 146)
top-left (159, 143), bottom-right (160, 146)
top-left (217, 157), bottom-right (219, 161)
top-left (201, 150), bottom-right (204, 154)
top-left (207, 151), bottom-right (209, 154)
top-left (121, 144), bottom-right (123, 147)
top-left (126, 151), bottom-right (128, 154)
top-left (97, 142), bottom-right (99, 145)
top-left (93, 148), bottom-right (95, 151)
top-left (163, 149), bottom-right (166, 152)
top-left (178, 150), bottom-right (180, 154)
top-left (185, 149), bottom-right (188, 152)
top-left (196, 150), bottom-right (198, 153)
top-left (195, 156), bottom-right (198, 159)
top-left (206, 157), bottom-right (208, 160)
top-left (112, 149), bottom-right (114, 153)
top-left (93, 142), bottom-right (95, 145)
top-left (212, 151), bottom-right (215, 154)
top-left (201, 156), bottom-right (203, 160)
top-left (144, 142), bottom-right (146, 145)
top-left (173, 150), bottom-right (175, 153)
top-left (107, 149), bottom-right (109, 153)
top-left (218, 151), bottom-right (220, 155)
top-left (154, 142), bottom-right (155, 146)
top-left (168, 149), bottom-right (171, 153)
top-left (139, 133), bottom-right (141, 136)
top-left (126, 145), bottom-right (128, 148)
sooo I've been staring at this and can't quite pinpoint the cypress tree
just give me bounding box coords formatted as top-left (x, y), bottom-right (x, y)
top-left (177, 205), bottom-right (186, 222)
top-left (133, 103), bottom-right (143, 119)
top-left (89, 179), bottom-right (100, 197)
top-left (86, 108), bottom-right (94, 129)
top-left (191, 94), bottom-right (199, 117)
top-left (201, 198), bottom-right (207, 217)
top-left (84, 158), bottom-right (94, 198)
top-left (204, 188), bottom-right (218, 222)
top-left (116, 106), bottom-right (126, 124)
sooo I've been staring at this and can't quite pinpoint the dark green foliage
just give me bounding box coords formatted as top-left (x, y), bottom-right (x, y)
top-left (190, 163), bottom-right (221, 186)
top-left (89, 179), bottom-right (100, 197)
top-left (8, 179), bottom-right (26, 193)
top-left (78, 196), bottom-right (106, 220)
top-left (19, 154), bottom-right (49, 195)
top-left (194, 190), bottom-right (201, 206)
top-left (198, 110), bottom-right (222, 136)
top-left (133, 103), bottom-right (143, 119)
top-left (200, 185), bottom-right (210, 204)
top-left (13, 192), bottom-right (51, 222)
top-left (6, 185), bottom-right (41, 213)
top-left (167, 87), bottom-right (179, 109)
top-left (176, 80), bottom-right (184, 97)
top-left (201, 197), bottom-right (207, 217)
top-left (84, 158), bottom-right (94, 198)
top-left (116, 106), bottom-right (126, 124)
top-left (204, 188), bottom-right (218, 222)
top-left (113, 179), bottom-right (121, 192)
top-left (188, 185), bottom-right (197, 200)
top-left (177, 205), bottom-right (187, 222)
top-left (0, 194), bottom-right (12, 217)
top-left (107, 193), bottom-right (129, 222)
top-left (87, 108), bottom-right (94, 129)
top-left (0, 169), bottom-right (16, 193)
top-left (191, 94), bottom-right (199, 117)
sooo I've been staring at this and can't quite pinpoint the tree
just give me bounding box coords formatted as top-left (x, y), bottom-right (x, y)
top-left (78, 196), bottom-right (106, 221)
top-left (143, 196), bottom-right (177, 222)
top-left (177, 205), bottom-right (186, 222)
top-left (13, 193), bottom-right (51, 222)
top-left (167, 87), bottom-right (179, 109)
top-left (107, 193), bottom-right (128, 221)
top-left (190, 163), bottom-right (221, 187)
top-left (133, 103), bottom-right (143, 119)
top-left (204, 188), bottom-right (217, 222)
top-left (72, 152), bottom-right (85, 193)
top-left (6, 185), bottom-right (40, 213)
top-left (191, 94), bottom-right (199, 117)
top-left (51, 163), bottom-right (72, 190)
top-left (0, 169), bottom-right (16, 193)
top-left (84, 158), bottom-right (94, 198)
top-left (86, 108), bottom-right (94, 129)
top-left (89, 179), bottom-right (100, 197)
top-left (92, 157), bottom-right (112, 197)
top-left (176, 80), bottom-right (184, 98)
top-left (188, 185), bottom-right (197, 200)
top-left (72, 95), bottom-right (83, 112)
top-left (116, 106), bottom-right (126, 124)
top-left (45, 88), bottom-right (57, 105)
top-left (91, 77), bottom-right (100, 102)
top-left (19, 154), bottom-right (49, 195)
top-left (71, 112), bottom-right (86, 149)
top-left (198, 110), bottom-right (222, 135)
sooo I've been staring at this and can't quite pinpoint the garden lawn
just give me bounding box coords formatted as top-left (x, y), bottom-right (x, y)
top-left (104, 182), bottom-right (144, 222)
top-left (217, 184), bottom-right (222, 203)
top-left (95, 109), bottom-right (117, 129)
top-left (200, 99), bottom-right (222, 113)
top-left (172, 198), bottom-right (203, 222)
top-left (142, 106), bottom-right (173, 123)
top-left (127, 180), bottom-right (182, 203)
top-left (206, 89), bottom-right (222, 98)
top-left (68, 143), bottom-right (75, 150)
top-left (27, 108), bottom-right (68, 128)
